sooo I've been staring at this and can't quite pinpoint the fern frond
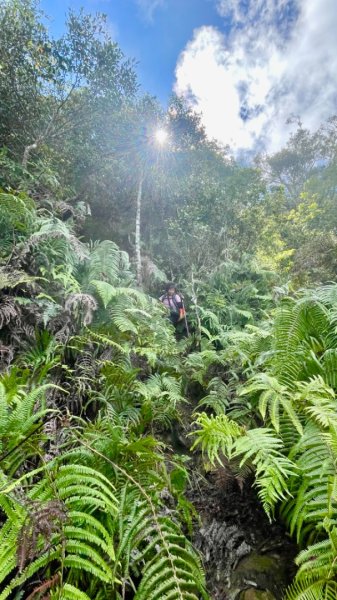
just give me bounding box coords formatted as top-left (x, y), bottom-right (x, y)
top-left (87, 241), bottom-right (131, 285)
top-left (272, 298), bottom-right (329, 386)
top-left (297, 377), bottom-right (337, 429)
top-left (115, 491), bottom-right (208, 600)
top-left (191, 413), bottom-right (244, 463)
top-left (109, 298), bottom-right (138, 334)
top-left (55, 584), bottom-right (92, 600)
top-left (234, 428), bottom-right (297, 517)
top-left (184, 349), bottom-right (226, 385)
top-left (196, 378), bottom-right (230, 415)
top-left (0, 267), bottom-right (36, 291)
top-left (0, 192), bottom-right (35, 232)
top-left (283, 424), bottom-right (335, 541)
top-left (321, 348), bottom-right (337, 389)
top-left (285, 577), bottom-right (337, 600)
top-left (84, 329), bottom-right (126, 353)
top-left (0, 463), bottom-right (119, 597)
top-left (241, 373), bottom-right (303, 434)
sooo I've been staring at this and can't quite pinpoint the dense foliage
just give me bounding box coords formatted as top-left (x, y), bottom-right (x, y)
top-left (192, 287), bottom-right (337, 598)
top-left (1, 1), bottom-right (337, 599)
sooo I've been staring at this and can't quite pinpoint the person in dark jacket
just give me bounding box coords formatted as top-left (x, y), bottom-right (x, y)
top-left (159, 283), bottom-right (185, 326)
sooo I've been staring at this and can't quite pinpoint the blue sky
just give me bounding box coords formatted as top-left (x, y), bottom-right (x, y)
top-left (41, 0), bottom-right (224, 103)
top-left (41, 0), bottom-right (337, 155)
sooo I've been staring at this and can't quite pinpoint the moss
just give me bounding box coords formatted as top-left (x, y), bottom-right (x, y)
top-left (231, 551), bottom-right (287, 600)
top-left (235, 553), bottom-right (280, 573)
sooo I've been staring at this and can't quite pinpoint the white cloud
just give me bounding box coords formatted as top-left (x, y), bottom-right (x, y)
top-left (135, 0), bottom-right (166, 23)
top-left (174, 0), bottom-right (337, 156)
top-left (216, 0), bottom-right (297, 29)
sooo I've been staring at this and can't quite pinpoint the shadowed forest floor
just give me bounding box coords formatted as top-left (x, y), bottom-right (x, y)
top-left (189, 471), bottom-right (297, 600)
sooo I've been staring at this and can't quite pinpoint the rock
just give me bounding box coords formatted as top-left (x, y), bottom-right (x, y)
top-left (229, 551), bottom-right (288, 600)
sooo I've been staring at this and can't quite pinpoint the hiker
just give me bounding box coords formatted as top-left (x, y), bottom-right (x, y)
top-left (160, 283), bottom-right (186, 328)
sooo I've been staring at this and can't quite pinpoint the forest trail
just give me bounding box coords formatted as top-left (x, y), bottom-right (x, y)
top-left (168, 411), bottom-right (297, 600)
top-left (190, 471), bottom-right (296, 600)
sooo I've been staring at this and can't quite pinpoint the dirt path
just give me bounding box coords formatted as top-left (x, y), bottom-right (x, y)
top-left (188, 470), bottom-right (297, 600)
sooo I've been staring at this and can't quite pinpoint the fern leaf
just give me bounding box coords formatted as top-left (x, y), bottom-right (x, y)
top-left (58, 584), bottom-right (92, 600)
top-left (191, 413), bottom-right (244, 463)
top-left (285, 577), bottom-right (337, 600)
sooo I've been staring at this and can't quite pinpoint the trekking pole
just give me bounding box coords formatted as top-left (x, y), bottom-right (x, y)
top-left (181, 298), bottom-right (190, 337)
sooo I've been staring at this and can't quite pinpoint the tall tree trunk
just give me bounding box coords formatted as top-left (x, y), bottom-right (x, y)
top-left (22, 142), bottom-right (38, 168)
top-left (191, 269), bottom-right (201, 346)
top-left (135, 172), bottom-right (144, 286)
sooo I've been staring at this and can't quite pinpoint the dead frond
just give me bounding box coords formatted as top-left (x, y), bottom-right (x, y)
top-left (17, 500), bottom-right (68, 572)
top-left (65, 293), bottom-right (97, 326)
top-left (0, 297), bottom-right (21, 329)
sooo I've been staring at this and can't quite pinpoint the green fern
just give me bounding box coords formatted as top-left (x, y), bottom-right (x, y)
top-left (0, 192), bottom-right (36, 232)
top-left (321, 349), bottom-right (337, 389)
top-left (234, 428), bottom-right (297, 517)
top-left (282, 423), bottom-right (336, 542)
top-left (0, 382), bottom-right (59, 475)
top-left (285, 577), bottom-right (337, 600)
top-left (87, 241), bottom-right (132, 286)
top-left (241, 373), bottom-right (303, 434)
top-left (0, 463), bottom-right (119, 599)
top-left (192, 412), bottom-right (296, 518)
top-left (91, 280), bottom-right (147, 309)
top-left (297, 377), bottom-right (337, 429)
top-left (191, 412), bottom-right (244, 463)
top-left (184, 348), bottom-right (226, 385)
top-left (53, 584), bottom-right (92, 599)
top-left (136, 373), bottom-right (185, 427)
top-left (0, 267), bottom-right (36, 291)
top-left (195, 377), bottom-right (230, 415)
top-left (270, 299), bottom-right (328, 387)
top-left (113, 486), bottom-right (208, 600)
top-left (67, 434), bottom-right (209, 600)
top-left (285, 530), bottom-right (337, 600)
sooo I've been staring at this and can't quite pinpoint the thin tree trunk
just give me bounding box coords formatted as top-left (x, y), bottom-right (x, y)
top-left (191, 269), bottom-right (201, 346)
top-left (22, 142), bottom-right (38, 168)
top-left (135, 172), bottom-right (144, 286)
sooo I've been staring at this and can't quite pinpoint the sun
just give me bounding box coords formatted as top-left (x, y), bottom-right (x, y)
top-left (155, 128), bottom-right (168, 145)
